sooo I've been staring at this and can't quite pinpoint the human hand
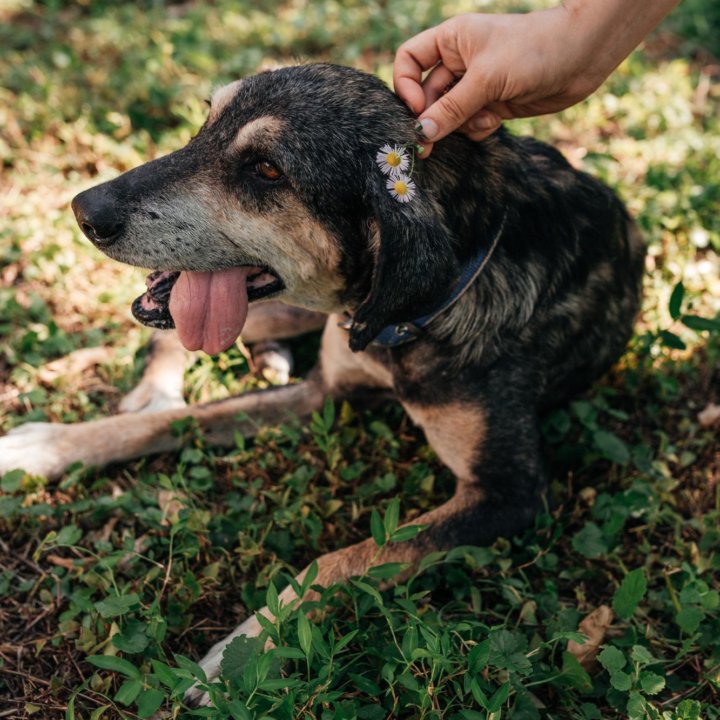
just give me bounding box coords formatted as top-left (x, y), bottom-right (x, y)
top-left (394, 1), bottom-right (679, 156)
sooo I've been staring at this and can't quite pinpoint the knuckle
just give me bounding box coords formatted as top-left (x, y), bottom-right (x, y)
top-left (439, 93), bottom-right (467, 124)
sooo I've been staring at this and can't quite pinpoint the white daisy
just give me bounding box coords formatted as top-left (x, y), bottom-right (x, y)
top-left (386, 173), bottom-right (416, 203)
top-left (376, 144), bottom-right (409, 176)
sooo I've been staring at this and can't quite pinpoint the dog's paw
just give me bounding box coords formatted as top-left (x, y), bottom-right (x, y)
top-left (184, 615), bottom-right (263, 707)
top-left (0, 423), bottom-right (77, 478)
top-left (119, 381), bottom-right (186, 414)
top-left (252, 341), bottom-right (293, 386)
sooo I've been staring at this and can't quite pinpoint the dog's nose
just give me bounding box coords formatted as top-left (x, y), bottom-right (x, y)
top-left (72, 186), bottom-right (125, 248)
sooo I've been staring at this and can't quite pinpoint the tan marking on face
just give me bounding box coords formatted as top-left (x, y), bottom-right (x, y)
top-left (207, 80), bottom-right (243, 124)
top-left (233, 116), bottom-right (284, 153)
top-left (320, 317), bottom-right (394, 391)
top-left (402, 401), bottom-right (487, 483)
top-left (262, 197), bottom-right (346, 313)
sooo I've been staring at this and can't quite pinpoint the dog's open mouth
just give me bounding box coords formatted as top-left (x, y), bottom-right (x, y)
top-left (131, 266), bottom-right (284, 354)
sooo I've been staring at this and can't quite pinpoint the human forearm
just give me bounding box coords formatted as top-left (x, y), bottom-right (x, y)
top-left (560, 0), bottom-right (681, 94)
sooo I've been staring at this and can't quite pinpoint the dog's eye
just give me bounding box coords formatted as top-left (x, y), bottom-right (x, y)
top-left (255, 160), bottom-right (283, 181)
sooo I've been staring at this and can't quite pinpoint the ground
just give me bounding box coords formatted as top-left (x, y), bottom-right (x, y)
top-left (0, 1), bottom-right (719, 718)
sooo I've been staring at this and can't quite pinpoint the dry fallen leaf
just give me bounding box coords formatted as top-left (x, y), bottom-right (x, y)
top-left (158, 488), bottom-right (188, 526)
top-left (698, 403), bottom-right (720, 429)
top-left (568, 604), bottom-right (614, 671)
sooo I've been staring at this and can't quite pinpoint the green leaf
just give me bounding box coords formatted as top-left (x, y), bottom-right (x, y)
top-left (579, 704), bottom-right (602, 720)
top-left (676, 700), bottom-right (702, 720)
top-left (489, 629), bottom-right (531, 675)
top-left (297, 613), bottom-right (312, 657)
top-left (630, 645), bottom-right (655, 665)
top-left (459, 711), bottom-right (486, 720)
top-left (89, 705), bottom-right (110, 720)
top-left (669, 281), bottom-right (684, 319)
top-left (445, 545), bottom-right (495, 567)
top-left (332, 629), bottom-right (358, 654)
top-left (65, 692), bottom-right (75, 720)
top-left (55, 524), bottom-right (82, 546)
top-left (676, 606), bottom-right (704, 634)
top-left (572, 522), bottom-right (608, 559)
top-left (1, 469), bottom-right (24, 492)
top-left (259, 677), bottom-right (299, 691)
top-left (593, 430), bottom-right (630, 465)
top-left (468, 639), bottom-right (490, 673)
top-left (348, 673), bottom-right (381, 695)
top-left (383, 497), bottom-right (400, 535)
top-left (151, 660), bottom-right (179, 689)
top-left (389, 524), bottom-right (427, 543)
top-left (351, 579), bottom-right (384, 607)
top-left (266, 582), bottom-right (280, 617)
top-left (659, 330), bottom-right (686, 350)
top-left (174, 654), bottom-right (208, 684)
top-left (682, 314), bottom-right (720, 332)
top-left (272, 646), bottom-right (305, 660)
top-left (626, 691), bottom-right (646, 719)
top-left (487, 681), bottom-right (510, 712)
top-left (322, 396), bottom-right (335, 429)
top-left (598, 645), bottom-right (626, 674)
top-left (367, 562), bottom-right (409, 580)
top-left (300, 561), bottom-right (318, 595)
top-left (112, 620), bottom-right (149, 654)
top-left (228, 699), bottom-right (252, 720)
top-left (612, 568), bottom-right (647, 620)
top-left (609, 669), bottom-right (632, 691)
top-left (136, 688), bottom-right (165, 718)
top-left (87, 654), bottom-right (141, 679)
top-left (639, 670), bottom-right (665, 695)
top-left (220, 635), bottom-right (262, 684)
top-left (561, 651), bottom-right (593, 692)
top-left (94, 593), bottom-right (140, 619)
top-left (470, 678), bottom-right (490, 708)
top-left (113, 678), bottom-right (142, 705)
top-left (370, 509), bottom-right (386, 548)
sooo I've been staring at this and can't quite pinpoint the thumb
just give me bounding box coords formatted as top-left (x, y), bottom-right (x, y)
top-left (417, 68), bottom-right (490, 142)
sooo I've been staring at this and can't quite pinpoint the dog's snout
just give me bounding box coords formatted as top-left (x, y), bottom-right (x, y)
top-left (72, 186), bottom-right (125, 248)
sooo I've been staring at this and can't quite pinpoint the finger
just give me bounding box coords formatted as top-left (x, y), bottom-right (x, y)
top-left (420, 63), bottom-right (458, 108)
top-left (463, 126), bottom-right (501, 142)
top-left (458, 109), bottom-right (503, 139)
top-left (417, 67), bottom-right (492, 142)
top-left (416, 141), bottom-right (434, 159)
top-left (483, 100), bottom-right (517, 121)
top-left (393, 27), bottom-right (445, 115)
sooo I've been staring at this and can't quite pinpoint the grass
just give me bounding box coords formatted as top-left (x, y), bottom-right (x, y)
top-left (1, 1), bottom-right (719, 718)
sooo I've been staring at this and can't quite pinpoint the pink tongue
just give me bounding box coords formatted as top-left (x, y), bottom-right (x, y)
top-left (168, 267), bottom-right (253, 354)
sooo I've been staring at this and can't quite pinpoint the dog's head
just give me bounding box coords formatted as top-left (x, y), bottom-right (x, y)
top-left (72, 64), bottom-right (459, 353)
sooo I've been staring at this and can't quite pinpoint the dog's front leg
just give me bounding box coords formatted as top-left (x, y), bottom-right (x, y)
top-left (119, 303), bottom-right (326, 413)
top-left (185, 485), bottom-right (487, 705)
top-left (119, 331), bottom-right (190, 414)
top-left (188, 376), bottom-right (546, 706)
top-left (0, 377), bottom-right (326, 479)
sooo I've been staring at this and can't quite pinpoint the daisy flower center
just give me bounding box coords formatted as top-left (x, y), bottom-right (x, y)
top-left (386, 152), bottom-right (402, 167)
top-left (393, 179), bottom-right (408, 195)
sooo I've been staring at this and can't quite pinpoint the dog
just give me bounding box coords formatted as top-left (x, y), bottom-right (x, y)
top-left (0, 64), bottom-right (644, 699)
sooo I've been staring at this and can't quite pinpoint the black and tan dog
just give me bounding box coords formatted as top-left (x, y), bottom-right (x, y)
top-left (0, 64), bottom-right (644, 696)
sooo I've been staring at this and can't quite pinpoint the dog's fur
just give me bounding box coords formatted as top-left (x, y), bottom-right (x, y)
top-left (0, 64), bottom-right (644, 698)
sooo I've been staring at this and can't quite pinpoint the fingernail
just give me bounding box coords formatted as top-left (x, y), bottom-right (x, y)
top-left (418, 118), bottom-right (439, 141)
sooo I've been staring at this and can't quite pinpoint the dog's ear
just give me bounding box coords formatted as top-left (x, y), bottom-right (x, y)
top-left (349, 173), bottom-right (458, 352)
